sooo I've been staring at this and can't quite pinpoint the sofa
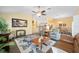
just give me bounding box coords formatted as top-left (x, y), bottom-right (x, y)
top-left (54, 34), bottom-right (74, 53)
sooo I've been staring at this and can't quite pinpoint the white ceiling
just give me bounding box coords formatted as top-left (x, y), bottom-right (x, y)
top-left (0, 6), bottom-right (79, 18)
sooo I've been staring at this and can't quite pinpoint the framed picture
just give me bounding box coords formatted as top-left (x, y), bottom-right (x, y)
top-left (63, 24), bottom-right (66, 26)
top-left (12, 18), bottom-right (27, 27)
top-left (59, 24), bottom-right (62, 27)
top-left (16, 30), bottom-right (26, 37)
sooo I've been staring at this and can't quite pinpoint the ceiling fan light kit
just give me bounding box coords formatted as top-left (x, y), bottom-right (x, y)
top-left (32, 6), bottom-right (51, 17)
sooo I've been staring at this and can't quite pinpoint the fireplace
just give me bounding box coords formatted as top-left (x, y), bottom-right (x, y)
top-left (16, 30), bottom-right (26, 37)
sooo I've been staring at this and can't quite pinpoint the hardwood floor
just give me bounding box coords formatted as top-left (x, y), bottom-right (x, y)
top-left (9, 41), bottom-right (20, 53)
top-left (9, 45), bottom-right (20, 53)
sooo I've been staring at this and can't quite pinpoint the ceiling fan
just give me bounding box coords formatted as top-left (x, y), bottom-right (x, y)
top-left (32, 6), bottom-right (51, 17)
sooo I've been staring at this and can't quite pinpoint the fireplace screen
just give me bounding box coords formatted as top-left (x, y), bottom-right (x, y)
top-left (16, 30), bottom-right (26, 37)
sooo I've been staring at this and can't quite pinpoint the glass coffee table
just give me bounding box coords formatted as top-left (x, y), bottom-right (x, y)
top-left (15, 37), bottom-right (67, 53)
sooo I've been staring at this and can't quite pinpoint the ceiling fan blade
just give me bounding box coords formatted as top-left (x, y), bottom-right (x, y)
top-left (32, 11), bottom-right (37, 13)
top-left (47, 8), bottom-right (51, 10)
top-left (42, 14), bottom-right (46, 15)
top-left (41, 10), bottom-right (46, 13)
top-left (32, 14), bottom-right (36, 15)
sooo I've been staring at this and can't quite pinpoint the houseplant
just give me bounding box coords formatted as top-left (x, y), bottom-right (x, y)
top-left (0, 17), bottom-right (10, 34)
top-left (0, 17), bottom-right (11, 52)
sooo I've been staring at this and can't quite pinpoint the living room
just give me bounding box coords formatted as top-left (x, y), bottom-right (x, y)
top-left (0, 6), bottom-right (79, 53)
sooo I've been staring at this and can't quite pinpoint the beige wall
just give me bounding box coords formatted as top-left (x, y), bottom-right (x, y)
top-left (0, 13), bottom-right (36, 35)
top-left (0, 12), bottom-right (73, 36)
top-left (32, 19), bottom-right (39, 33)
top-left (47, 16), bottom-right (73, 28)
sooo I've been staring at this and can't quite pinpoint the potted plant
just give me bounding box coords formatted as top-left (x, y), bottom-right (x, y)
top-left (0, 17), bottom-right (10, 34)
top-left (0, 17), bottom-right (11, 53)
